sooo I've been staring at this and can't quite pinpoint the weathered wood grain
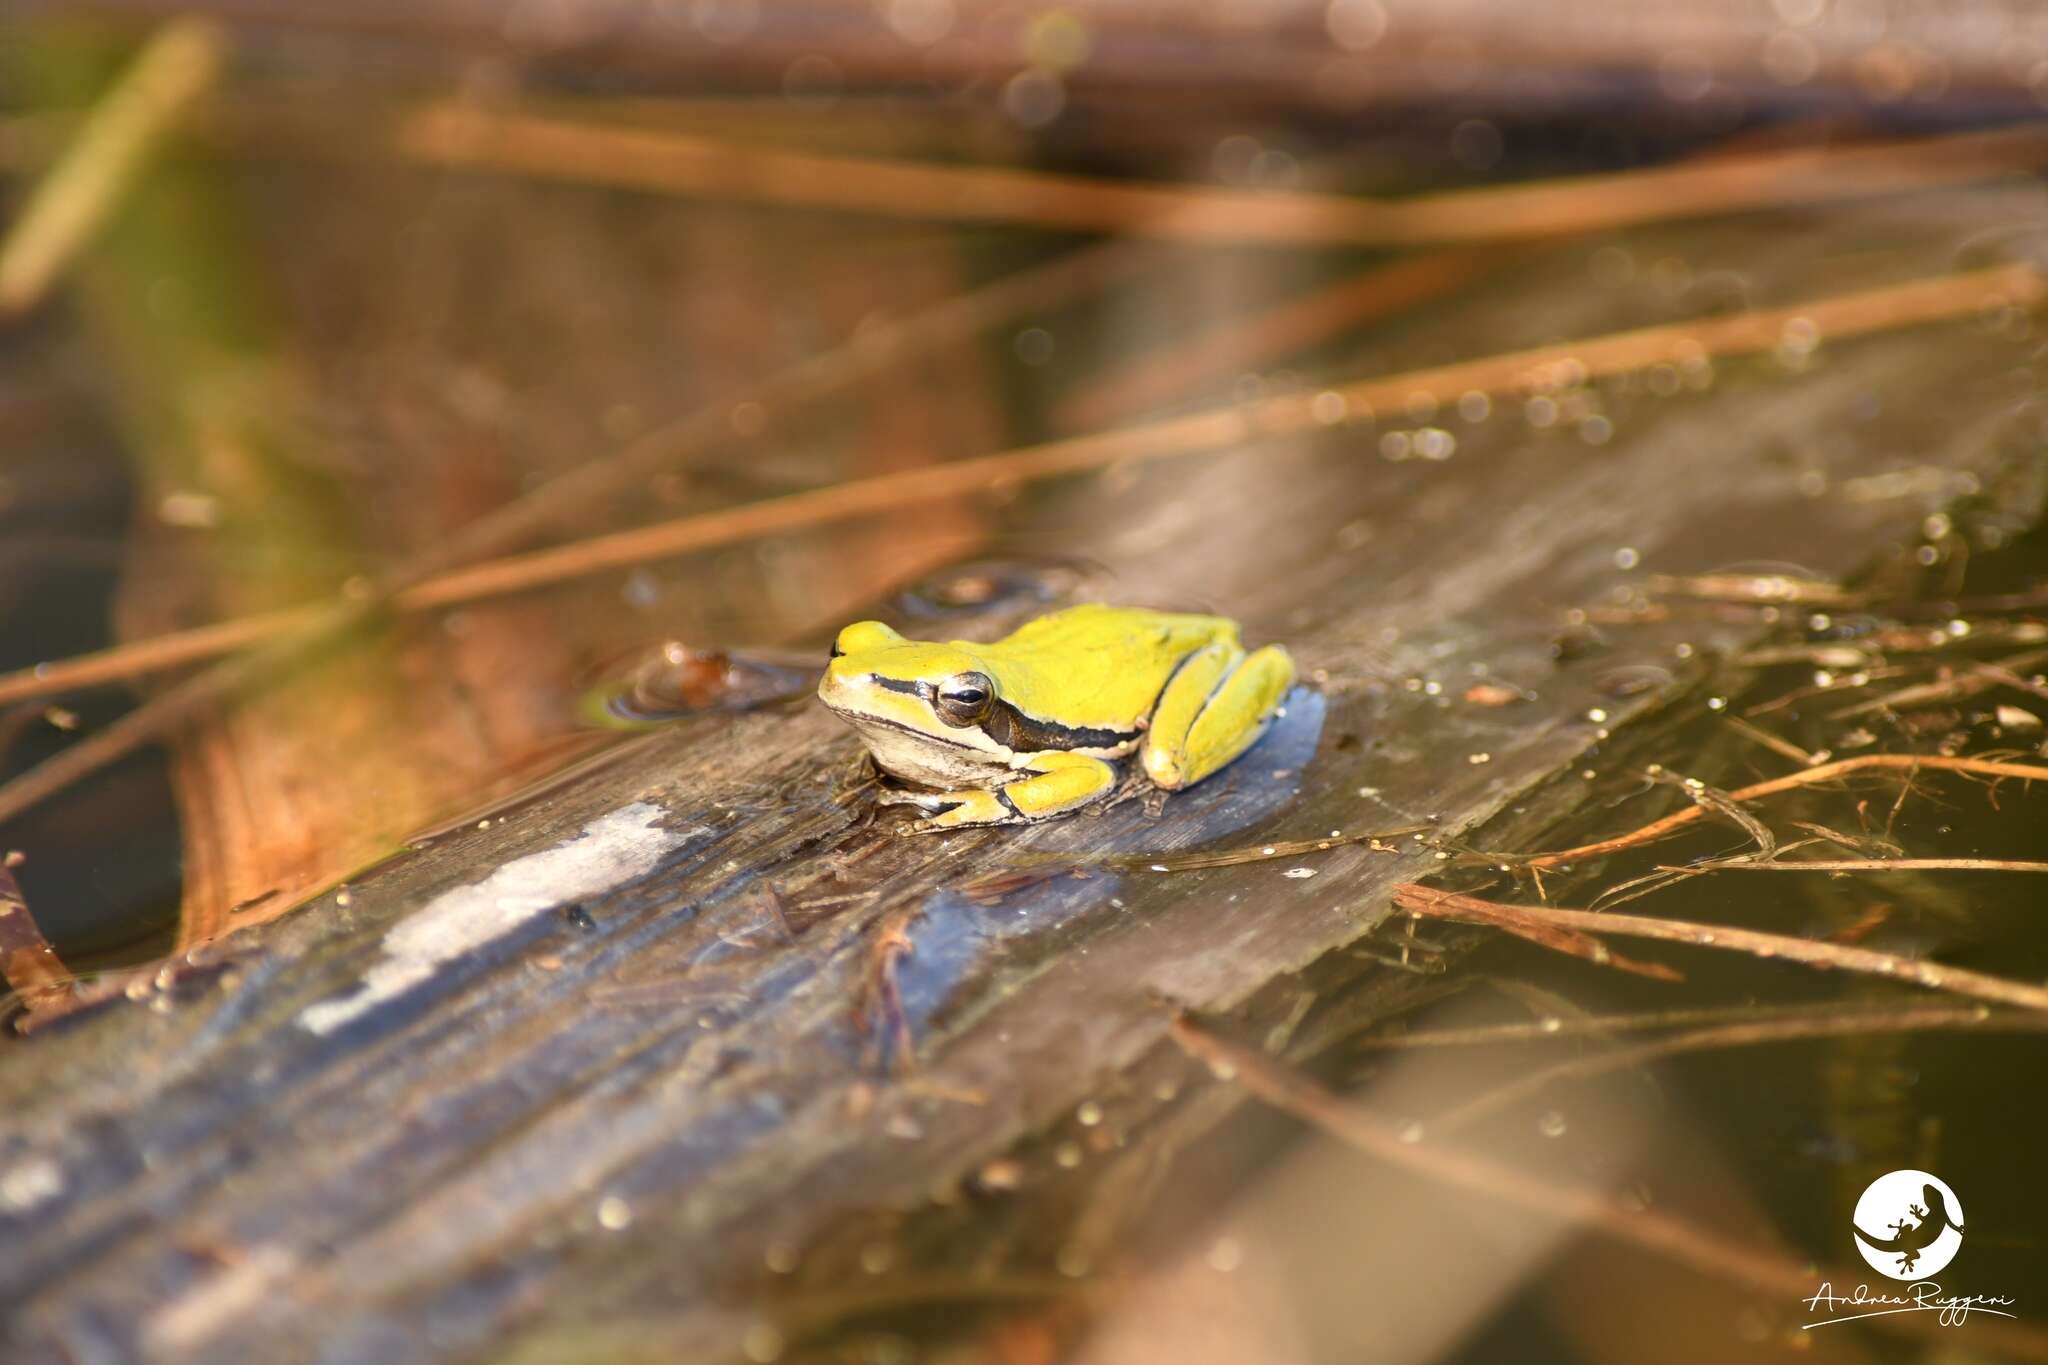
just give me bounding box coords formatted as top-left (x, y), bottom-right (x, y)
top-left (2, 201), bottom-right (2044, 1364)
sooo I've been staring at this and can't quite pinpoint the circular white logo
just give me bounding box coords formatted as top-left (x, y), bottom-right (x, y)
top-left (1852, 1169), bottom-right (1964, 1280)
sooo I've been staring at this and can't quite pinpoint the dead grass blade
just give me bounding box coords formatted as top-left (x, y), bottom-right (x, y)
top-left (388, 108), bottom-right (2048, 248)
top-left (1831, 646), bottom-right (2048, 718)
top-left (1168, 1015), bottom-right (2048, 1358)
top-left (1515, 753), bottom-right (2048, 870)
top-left (0, 20), bottom-right (226, 316)
top-left (1433, 1004), bottom-right (2048, 1132)
top-left (10, 256), bottom-right (2030, 718)
top-left (0, 263), bottom-right (2037, 827)
top-left (1351, 998), bottom-right (1982, 1049)
top-left (1055, 246), bottom-right (1518, 429)
top-left (1719, 715), bottom-right (1820, 767)
top-left (1680, 857), bottom-right (2048, 874)
top-left (1393, 884), bottom-right (2048, 1013)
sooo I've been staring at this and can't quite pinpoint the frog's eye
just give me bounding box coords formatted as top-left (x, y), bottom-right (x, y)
top-left (934, 671), bottom-right (996, 727)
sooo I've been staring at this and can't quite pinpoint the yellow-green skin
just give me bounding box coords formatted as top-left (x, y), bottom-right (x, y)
top-left (818, 603), bottom-right (1295, 828)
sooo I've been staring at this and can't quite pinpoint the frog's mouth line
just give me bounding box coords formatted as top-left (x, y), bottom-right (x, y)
top-left (838, 710), bottom-right (1000, 756)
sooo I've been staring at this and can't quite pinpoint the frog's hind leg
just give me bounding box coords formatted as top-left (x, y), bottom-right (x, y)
top-left (1141, 644), bottom-right (1295, 791)
top-left (905, 752), bottom-right (1119, 829)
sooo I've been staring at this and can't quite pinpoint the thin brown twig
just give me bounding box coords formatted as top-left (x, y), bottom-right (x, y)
top-left (9, 258), bottom-right (2032, 718)
top-left (858, 907), bottom-right (920, 1078)
top-left (1169, 1012), bottom-right (1776, 1287)
top-left (1046, 123), bottom-right (1899, 430)
top-left (1515, 752), bottom-right (2048, 870)
top-left (386, 107), bottom-right (2048, 248)
top-left (201, 258), bottom-right (2045, 610)
top-left (0, 263), bottom-right (2037, 828)
top-left (1720, 715), bottom-right (1820, 767)
top-left (1167, 1015), bottom-right (2048, 1359)
top-left (394, 238), bottom-right (1158, 586)
top-left (1785, 820), bottom-right (1903, 859)
top-left (1739, 619), bottom-right (2048, 666)
top-left (1351, 998), bottom-right (1981, 1049)
top-left (0, 239), bottom-right (1156, 709)
top-left (1055, 246), bottom-right (1518, 429)
top-left (1743, 664), bottom-right (1912, 717)
top-left (1680, 856), bottom-right (2048, 873)
top-left (1432, 1004), bottom-right (2048, 1132)
top-left (1393, 884), bottom-right (2048, 1013)
top-left (1645, 570), bottom-right (1864, 608)
top-left (0, 241), bottom-right (1152, 831)
top-left (0, 19), bottom-right (227, 316)
top-left (0, 604), bottom-right (318, 708)
top-left (1482, 913), bottom-right (1686, 982)
top-left (0, 604), bottom-right (381, 831)
top-left (1108, 824), bottom-right (1430, 871)
top-left (1832, 646), bottom-right (2048, 718)
top-left (1979, 663), bottom-right (2048, 705)
top-left (963, 825), bottom-right (1423, 893)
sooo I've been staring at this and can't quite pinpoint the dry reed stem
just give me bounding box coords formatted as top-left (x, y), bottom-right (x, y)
top-left (1433, 1004), bottom-right (2048, 1132)
top-left (0, 241), bottom-right (1156, 709)
top-left (1693, 857), bottom-right (2048, 873)
top-left (396, 239), bottom-right (1157, 583)
top-left (1351, 999), bottom-right (2002, 1049)
top-left (6, 260), bottom-right (2036, 710)
top-left (1392, 884), bottom-right (2048, 1013)
top-left (0, 263), bottom-right (2036, 825)
top-left (1517, 752), bottom-right (2048, 869)
top-left (1168, 1013), bottom-right (1784, 1290)
top-left (1832, 646), bottom-right (2048, 718)
top-left (0, 608), bottom-right (379, 830)
top-left (0, 19), bottom-right (226, 315)
top-left (1046, 121), bottom-right (1892, 429)
top-left (401, 262), bottom-right (2046, 611)
top-left (1055, 246), bottom-right (1516, 429)
top-left (1719, 715), bottom-right (1820, 767)
top-left (392, 107), bottom-right (2048, 248)
top-left (1980, 663), bottom-right (2048, 705)
top-left (1167, 1016), bottom-right (2048, 1359)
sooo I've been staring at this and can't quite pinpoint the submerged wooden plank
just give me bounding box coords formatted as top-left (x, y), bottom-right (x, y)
top-left (2, 206), bottom-right (2044, 1363)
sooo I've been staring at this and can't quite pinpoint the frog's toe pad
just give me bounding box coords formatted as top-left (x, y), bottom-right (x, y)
top-left (876, 787), bottom-right (945, 810)
top-left (907, 789), bottom-right (1018, 829)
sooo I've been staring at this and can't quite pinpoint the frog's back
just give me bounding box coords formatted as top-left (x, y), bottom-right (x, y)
top-left (990, 603), bottom-right (1235, 655)
top-left (967, 604), bottom-right (1238, 731)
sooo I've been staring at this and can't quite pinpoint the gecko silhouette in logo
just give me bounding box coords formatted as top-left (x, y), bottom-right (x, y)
top-left (1854, 1178), bottom-right (1965, 1278)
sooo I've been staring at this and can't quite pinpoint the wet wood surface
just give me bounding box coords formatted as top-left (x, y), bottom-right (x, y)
top-left (3, 199), bottom-right (2045, 1364)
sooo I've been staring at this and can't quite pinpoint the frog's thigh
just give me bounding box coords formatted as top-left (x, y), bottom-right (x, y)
top-left (1142, 645), bottom-right (1294, 790)
top-left (918, 752), bottom-right (1117, 828)
top-left (1140, 640), bottom-right (1242, 775)
top-left (998, 752), bottom-right (1118, 821)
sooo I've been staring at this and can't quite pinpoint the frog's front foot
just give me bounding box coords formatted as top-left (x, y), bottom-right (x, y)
top-left (882, 786), bottom-right (1017, 830)
top-left (883, 752), bottom-right (1121, 830)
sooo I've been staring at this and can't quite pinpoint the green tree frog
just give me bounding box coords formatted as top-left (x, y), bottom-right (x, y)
top-left (818, 603), bottom-right (1295, 828)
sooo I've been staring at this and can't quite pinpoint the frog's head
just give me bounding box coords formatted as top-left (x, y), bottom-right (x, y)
top-left (818, 620), bottom-right (1010, 783)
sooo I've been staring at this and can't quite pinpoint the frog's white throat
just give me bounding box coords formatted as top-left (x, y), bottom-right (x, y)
top-left (841, 713), bottom-right (1015, 789)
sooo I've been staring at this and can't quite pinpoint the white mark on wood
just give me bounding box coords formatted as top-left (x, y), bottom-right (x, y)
top-left (297, 803), bottom-right (691, 1036)
top-left (0, 1155), bottom-right (64, 1210)
top-left (145, 1244), bottom-right (298, 1353)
